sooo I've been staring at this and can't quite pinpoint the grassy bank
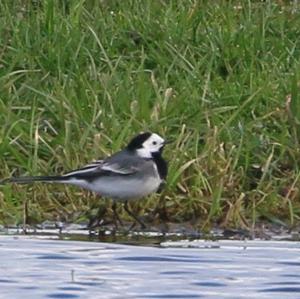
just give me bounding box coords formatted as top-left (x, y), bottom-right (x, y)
top-left (1, 0), bottom-right (300, 230)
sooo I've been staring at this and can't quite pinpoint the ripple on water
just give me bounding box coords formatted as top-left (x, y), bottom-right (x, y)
top-left (37, 254), bottom-right (77, 260)
top-left (58, 287), bottom-right (86, 292)
top-left (278, 261), bottom-right (300, 266)
top-left (192, 281), bottom-right (227, 287)
top-left (0, 278), bottom-right (17, 283)
top-left (117, 256), bottom-right (201, 262)
top-left (47, 294), bottom-right (80, 298)
top-left (160, 271), bottom-right (197, 275)
top-left (20, 286), bottom-right (40, 290)
top-left (259, 287), bottom-right (300, 293)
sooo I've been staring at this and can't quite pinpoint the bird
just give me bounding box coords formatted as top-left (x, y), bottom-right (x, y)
top-left (1, 132), bottom-right (169, 229)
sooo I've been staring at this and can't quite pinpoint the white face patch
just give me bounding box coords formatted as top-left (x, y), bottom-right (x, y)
top-left (136, 133), bottom-right (165, 158)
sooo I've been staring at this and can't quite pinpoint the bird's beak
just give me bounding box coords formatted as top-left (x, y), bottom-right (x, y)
top-left (163, 139), bottom-right (173, 145)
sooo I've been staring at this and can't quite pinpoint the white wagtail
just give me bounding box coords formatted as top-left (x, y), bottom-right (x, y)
top-left (1, 132), bottom-right (169, 228)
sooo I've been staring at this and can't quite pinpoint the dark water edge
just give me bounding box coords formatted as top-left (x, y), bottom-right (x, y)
top-left (1, 220), bottom-right (300, 246)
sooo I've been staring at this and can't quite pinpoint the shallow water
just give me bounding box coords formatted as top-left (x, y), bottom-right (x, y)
top-left (0, 236), bottom-right (300, 298)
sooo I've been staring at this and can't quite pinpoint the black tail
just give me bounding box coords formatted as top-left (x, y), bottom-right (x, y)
top-left (0, 175), bottom-right (66, 185)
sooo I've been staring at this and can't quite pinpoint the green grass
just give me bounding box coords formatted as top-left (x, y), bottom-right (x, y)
top-left (1, 0), bottom-right (300, 229)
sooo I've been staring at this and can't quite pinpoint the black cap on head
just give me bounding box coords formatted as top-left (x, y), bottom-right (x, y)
top-left (127, 132), bottom-right (152, 151)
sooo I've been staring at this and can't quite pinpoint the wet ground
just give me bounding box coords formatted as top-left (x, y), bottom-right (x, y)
top-left (2, 220), bottom-right (300, 245)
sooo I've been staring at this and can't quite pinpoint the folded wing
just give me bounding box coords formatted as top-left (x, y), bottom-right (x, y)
top-left (62, 158), bottom-right (139, 181)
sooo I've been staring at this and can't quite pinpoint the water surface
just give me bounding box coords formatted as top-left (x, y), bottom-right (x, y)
top-left (0, 236), bottom-right (299, 298)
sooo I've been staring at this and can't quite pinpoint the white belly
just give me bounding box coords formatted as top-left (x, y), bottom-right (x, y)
top-left (66, 175), bottom-right (162, 201)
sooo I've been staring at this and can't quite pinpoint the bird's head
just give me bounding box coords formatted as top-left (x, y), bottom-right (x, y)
top-left (127, 132), bottom-right (167, 158)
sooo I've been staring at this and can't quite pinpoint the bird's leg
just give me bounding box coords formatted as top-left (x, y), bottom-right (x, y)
top-left (88, 202), bottom-right (107, 229)
top-left (88, 210), bottom-right (102, 229)
top-left (112, 201), bottom-right (123, 228)
top-left (124, 201), bottom-right (146, 229)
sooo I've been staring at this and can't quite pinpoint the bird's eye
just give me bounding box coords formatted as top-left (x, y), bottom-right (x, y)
top-left (152, 141), bottom-right (157, 145)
